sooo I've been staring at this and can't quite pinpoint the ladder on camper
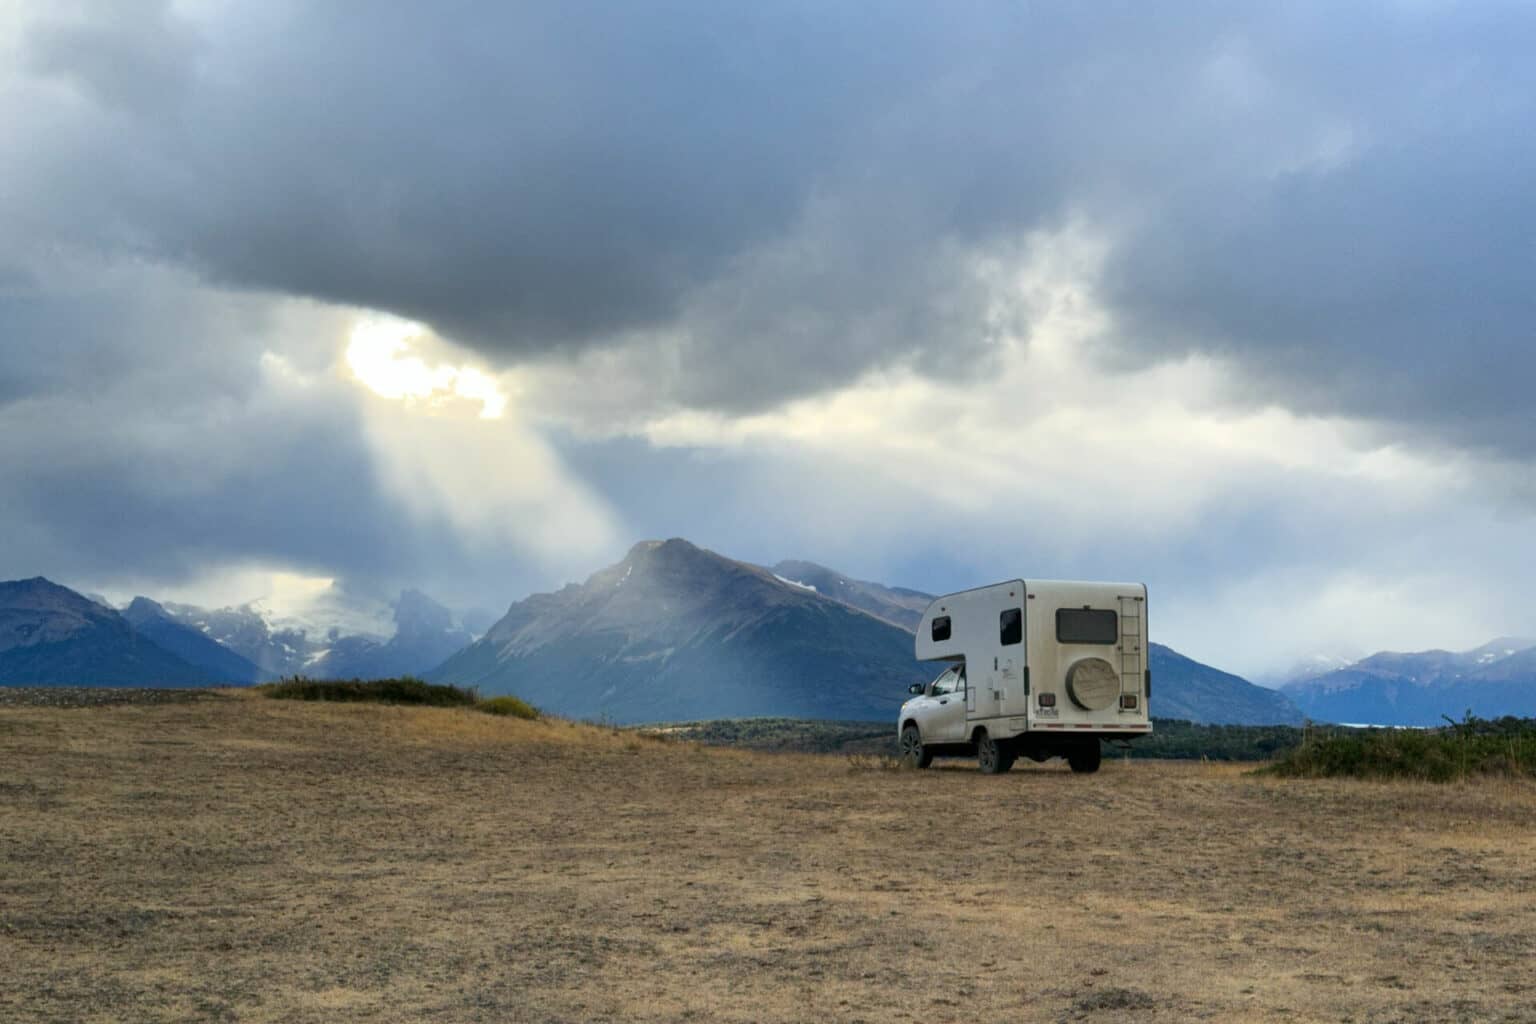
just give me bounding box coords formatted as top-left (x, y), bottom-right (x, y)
top-left (1117, 595), bottom-right (1144, 698)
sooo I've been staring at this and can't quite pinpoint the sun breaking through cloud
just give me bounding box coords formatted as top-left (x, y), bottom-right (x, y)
top-left (345, 317), bottom-right (508, 420)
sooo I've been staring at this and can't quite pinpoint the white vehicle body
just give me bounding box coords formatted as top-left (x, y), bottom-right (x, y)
top-left (897, 579), bottom-right (1150, 773)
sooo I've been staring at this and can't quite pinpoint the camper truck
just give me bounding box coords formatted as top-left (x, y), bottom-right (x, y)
top-left (898, 580), bottom-right (1150, 774)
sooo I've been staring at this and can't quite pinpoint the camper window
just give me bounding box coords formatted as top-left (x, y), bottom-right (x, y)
top-left (999, 608), bottom-right (1022, 646)
top-left (1057, 608), bottom-right (1117, 644)
top-left (931, 615), bottom-right (951, 642)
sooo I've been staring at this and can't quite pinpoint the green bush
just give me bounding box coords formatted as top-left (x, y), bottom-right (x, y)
top-left (1124, 719), bottom-right (1308, 761)
top-left (1265, 715), bottom-right (1536, 782)
top-left (257, 676), bottom-right (478, 707)
top-left (476, 696), bottom-right (540, 720)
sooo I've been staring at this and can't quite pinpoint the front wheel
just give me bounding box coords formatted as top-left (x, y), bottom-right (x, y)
top-left (1067, 740), bottom-right (1102, 774)
top-left (976, 731), bottom-right (1015, 774)
top-left (900, 724), bottom-right (932, 768)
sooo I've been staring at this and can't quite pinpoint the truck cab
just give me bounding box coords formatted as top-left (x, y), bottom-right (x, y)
top-left (897, 579), bottom-right (1151, 774)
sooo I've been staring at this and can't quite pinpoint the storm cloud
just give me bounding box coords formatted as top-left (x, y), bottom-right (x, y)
top-left (10, 0), bottom-right (1527, 433)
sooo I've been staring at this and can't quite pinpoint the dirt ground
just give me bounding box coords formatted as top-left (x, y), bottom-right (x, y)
top-left (2, 694), bottom-right (1534, 1023)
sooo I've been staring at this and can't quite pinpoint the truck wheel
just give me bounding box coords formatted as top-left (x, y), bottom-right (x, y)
top-left (1067, 740), bottom-right (1102, 774)
top-left (900, 724), bottom-right (932, 768)
top-left (976, 731), bottom-right (1014, 774)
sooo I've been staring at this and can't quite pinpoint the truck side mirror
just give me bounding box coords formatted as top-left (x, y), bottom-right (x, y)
top-left (907, 684), bottom-right (925, 695)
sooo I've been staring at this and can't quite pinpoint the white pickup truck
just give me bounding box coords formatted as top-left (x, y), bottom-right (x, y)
top-left (897, 579), bottom-right (1151, 774)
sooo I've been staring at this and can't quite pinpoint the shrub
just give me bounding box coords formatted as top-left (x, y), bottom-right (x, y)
top-left (476, 696), bottom-right (540, 720)
top-left (257, 676), bottom-right (477, 707)
top-left (1265, 715), bottom-right (1536, 782)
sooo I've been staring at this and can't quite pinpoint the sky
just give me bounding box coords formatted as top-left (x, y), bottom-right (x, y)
top-left (3, 0), bottom-right (1535, 679)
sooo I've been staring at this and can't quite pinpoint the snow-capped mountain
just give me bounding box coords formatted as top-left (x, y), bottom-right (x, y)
top-left (122, 597), bottom-right (264, 684)
top-left (1283, 638), bottom-right (1536, 725)
top-left (156, 585), bottom-right (476, 681)
top-left (1252, 652), bottom-right (1360, 689)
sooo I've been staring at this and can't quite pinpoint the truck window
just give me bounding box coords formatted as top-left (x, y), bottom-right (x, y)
top-left (999, 607), bottom-right (1022, 646)
top-left (931, 668), bottom-right (958, 695)
top-left (1057, 608), bottom-right (1117, 644)
top-left (931, 615), bottom-right (951, 642)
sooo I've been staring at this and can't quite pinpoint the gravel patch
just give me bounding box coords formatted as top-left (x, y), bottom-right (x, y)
top-left (0, 686), bottom-right (228, 708)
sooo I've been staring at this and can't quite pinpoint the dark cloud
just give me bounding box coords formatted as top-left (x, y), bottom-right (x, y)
top-left (1098, 11), bottom-right (1536, 456)
top-left (11, 2), bottom-right (1074, 411)
top-left (13, 1), bottom-right (1530, 442)
top-left (24, 0), bottom-right (200, 114)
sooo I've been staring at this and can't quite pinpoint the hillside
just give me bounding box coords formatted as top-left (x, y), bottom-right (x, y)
top-left (0, 578), bottom-right (213, 687)
top-left (431, 539), bottom-right (929, 722)
top-left (122, 597), bottom-right (263, 684)
top-left (1284, 638), bottom-right (1536, 725)
top-left (767, 560), bottom-right (932, 630)
top-left (1149, 642), bottom-right (1305, 725)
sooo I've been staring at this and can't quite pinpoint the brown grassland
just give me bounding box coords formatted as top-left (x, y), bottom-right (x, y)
top-left (2, 692), bottom-right (1534, 1023)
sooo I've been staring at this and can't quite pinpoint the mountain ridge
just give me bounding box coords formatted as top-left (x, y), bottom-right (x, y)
top-left (0, 578), bottom-right (215, 687)
top-left (1283, 638), bottom-right (1536, 725)
top-left (430, 539), bottom-right (929, 722)
top-left (122, 597), bottom-right (264, 684)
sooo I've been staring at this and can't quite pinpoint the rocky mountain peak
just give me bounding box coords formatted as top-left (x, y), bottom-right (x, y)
top-left (124, 596), bottom-right (169, 619)
top-left (392, 589), bottom-right (455, 638)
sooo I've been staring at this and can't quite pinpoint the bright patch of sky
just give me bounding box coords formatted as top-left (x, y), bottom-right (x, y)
top-left (346, 318), bottom-right (508, 419)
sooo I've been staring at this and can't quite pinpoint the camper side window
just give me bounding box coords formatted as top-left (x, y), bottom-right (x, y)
top-left (931, 615), bottom-right (951, 642)
top-left (999, 608), bottom-right (1022, 646)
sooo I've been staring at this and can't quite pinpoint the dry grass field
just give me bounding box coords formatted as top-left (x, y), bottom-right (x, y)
top-left (3, 693), bottom-right (1534, 1023)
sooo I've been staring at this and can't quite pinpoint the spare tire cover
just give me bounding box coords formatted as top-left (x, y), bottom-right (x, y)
top-left (1066, 658), bottom-right (1119, 711)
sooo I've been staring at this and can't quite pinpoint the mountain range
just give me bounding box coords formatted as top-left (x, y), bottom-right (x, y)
top-left (0, 581), bottom-right (476, 688)
top-left (1281, 638), bottom-right (1536, 726)
top-left (151, 589), bottom-right (475, 681)
top-left (4, 541), bottom-right (1531, 728)
top-left (0, 578), bottom-right (215, 687)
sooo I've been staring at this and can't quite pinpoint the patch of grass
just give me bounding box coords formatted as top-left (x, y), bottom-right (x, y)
top-left (258, 676), bottom-right (478, 707)
top-left (1073, 987), bottom-right (1156, 1013)
top-left (476, 695), bottom-right (540, 720)
top-left (1265, 715), bottom-right (1536, 782)
top-left (845, 752), bottom-right (907, 772)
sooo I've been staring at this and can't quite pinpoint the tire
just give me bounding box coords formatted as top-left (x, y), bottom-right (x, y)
top-left (976, 730), bottom-right (1015, 775)
top-left (900, 724), bottom-right (932, 769)
top-left (1067, 740), bottom-right (1102, 774)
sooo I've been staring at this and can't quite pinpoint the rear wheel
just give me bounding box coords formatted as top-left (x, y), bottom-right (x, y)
top-left (1067, 740), bottom-right (1102, 774)
top-left (900, 724), bottom-right (932, 769)
top-left (976, 731), bottom-right (1015, 774)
